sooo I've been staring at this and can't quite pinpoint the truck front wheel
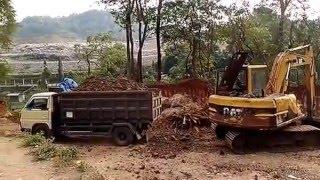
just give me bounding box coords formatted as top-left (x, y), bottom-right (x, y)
top-left (32, 124), bottom-right (50, 138)
top-left (112, 127), bottom-right (134, 146)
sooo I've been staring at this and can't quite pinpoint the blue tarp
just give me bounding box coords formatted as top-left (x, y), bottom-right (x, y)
top-left (58, 78), bottom-right (78, 92)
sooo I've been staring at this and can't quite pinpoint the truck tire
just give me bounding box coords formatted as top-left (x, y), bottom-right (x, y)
top-left (112, 127), bottom-right (134, 146)
top-left (32, 124), bottom-right (50, 138)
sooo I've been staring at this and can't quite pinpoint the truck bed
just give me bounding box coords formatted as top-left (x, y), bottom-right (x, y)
top-left (52, 91), bottom-right (161, 135)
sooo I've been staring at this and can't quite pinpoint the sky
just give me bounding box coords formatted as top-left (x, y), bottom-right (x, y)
top-left (13, 0), bottom-right (320, 22)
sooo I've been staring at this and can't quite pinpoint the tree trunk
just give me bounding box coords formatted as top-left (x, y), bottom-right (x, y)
top-left (156, 0), bottom-right (163, 82)
top-left (190, 34), bottom-right (197, 78)
top-left (128, 1), bottom-right (135, 79)
top-left (137, 47), bottom-right (143, 82)
top-left (288, 21), bottom-right (294, 48)
top-left (137, 20), bottom-right (143, 82)
top-left (125, 25), bottom-right (131, 78)
top-left (135, 0), bottom-right (148, 83)
top-left (123, 0), bottom-right (135, 79)
top-left (278, 12), bottom-right (285, 51)
top-left (277, 0), bottom-right (292, 51)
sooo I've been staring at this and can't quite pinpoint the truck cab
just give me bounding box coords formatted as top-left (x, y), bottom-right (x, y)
top-left (20, 92), bottom-right (57, 137)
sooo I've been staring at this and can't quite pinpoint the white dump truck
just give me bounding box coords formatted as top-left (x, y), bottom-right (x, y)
top-left (20, 91), bottom-right (162, 145)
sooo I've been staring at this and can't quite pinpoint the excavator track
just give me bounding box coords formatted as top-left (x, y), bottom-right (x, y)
top-left (225, 125), bottom-right (320, 154)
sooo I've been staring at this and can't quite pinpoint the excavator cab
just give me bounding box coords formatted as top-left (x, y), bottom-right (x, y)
top-left (216, 64), bottom-right (267, 97)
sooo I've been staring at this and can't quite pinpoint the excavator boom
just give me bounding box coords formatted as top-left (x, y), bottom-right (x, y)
top-left (265, 45), bottom-right (316, 117)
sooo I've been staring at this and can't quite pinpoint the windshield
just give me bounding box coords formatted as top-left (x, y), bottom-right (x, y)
top-left (251, 68), bottom-right (267, 97)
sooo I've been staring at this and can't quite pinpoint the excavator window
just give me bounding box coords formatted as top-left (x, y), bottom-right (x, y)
top-left (288, 68), bottom-right (305, 87)
top-left (251, 68), bottom-right (267, 97)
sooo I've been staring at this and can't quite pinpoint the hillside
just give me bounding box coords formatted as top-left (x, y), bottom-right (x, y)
top-left (14, 10), bottom-right (124, 43)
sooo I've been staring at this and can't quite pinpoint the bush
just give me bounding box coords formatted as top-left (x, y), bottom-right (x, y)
top-left (21, 133), bottom-right (80, 168)
top-left (76, 161), bottom-right (88, 173)
top-left (33, 141), bottom-right (57, 161)
top-left (55, 147), bottom-right (79, 167)
top-left (21, 133), bottom-right (46, 147)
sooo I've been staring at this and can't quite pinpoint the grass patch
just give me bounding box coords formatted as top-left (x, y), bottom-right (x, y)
top-left (54, 147), bottom-right (79, 167)
top-left (77, 161), bottom-right (89, 173)
top-left (21, 133), bottom-right (79, 167)
top-left (33, 141), bottom-right (57, 161)
top-left (21, 133), bottom-right (45, 147)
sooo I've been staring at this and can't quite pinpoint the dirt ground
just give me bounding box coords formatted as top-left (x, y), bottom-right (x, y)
top-left (1, 121), bottom-right (320, 180)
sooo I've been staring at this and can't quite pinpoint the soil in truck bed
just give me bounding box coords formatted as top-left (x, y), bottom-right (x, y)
top-left (76, 76), bottom-right (148, 91)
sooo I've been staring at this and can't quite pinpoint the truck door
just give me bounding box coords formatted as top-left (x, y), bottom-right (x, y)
top-left (20, 97), bottom-right (50, 130)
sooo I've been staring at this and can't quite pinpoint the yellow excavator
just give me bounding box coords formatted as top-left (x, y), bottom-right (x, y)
top-left (209, 45), bottom-right (320, 153)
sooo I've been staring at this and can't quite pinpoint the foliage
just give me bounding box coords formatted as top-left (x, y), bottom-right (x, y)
top-left (98, 42), bottom-right (127, 77)
top-left (161, 0), bottom-right (223, 78)
top-left (21, 133), bottom-right (79, 167)
top-left (100, 0), bottom-right (136, 79)
top-left (75, 33), bottom-right (127, 77)
top-left (0, 0), bottom-right (16, 49)
top-left (77, 161), bottom-right (89, 173)
top-left (21, 133), bottom-right (46, 147)
top-left (143, 65), bottom-right (157, 84)
top-left (0, 61), bottom-right (11, 78)
top-left (64, 71), bottom-right (89, 85)
top-left (33, 141), bottom-right (57, 161)
top-left (162, 44), bottom-right (189, 82)
top-left (55, 147), bottom-right (79, 167)
top-left (12, 0), bottom-right (320, 83)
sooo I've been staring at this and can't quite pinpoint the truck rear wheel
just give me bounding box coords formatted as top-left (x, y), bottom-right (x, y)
top-left (112, 127), bottom-right (134, 146)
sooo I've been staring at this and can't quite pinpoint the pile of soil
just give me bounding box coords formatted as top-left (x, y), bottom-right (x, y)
top-left (0, 101), bottom-right (7, 117)
top-left (0, 101), bottom-right (11, 119)
top-left (77, 76), bottom-right (147, 91)
top-left (7, 112), bottom-right (21, 124)
top-left (146, 94), bottom-right (219, 157)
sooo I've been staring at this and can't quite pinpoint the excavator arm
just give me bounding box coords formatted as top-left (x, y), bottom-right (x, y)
top-left (265, 45), bottom-right (316, 117)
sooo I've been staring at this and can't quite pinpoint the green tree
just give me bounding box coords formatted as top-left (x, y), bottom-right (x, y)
top-left (100, 0), bottom-right (135, 79)
top-left (0, 0), bottom-right (16, 50)
top-left (0, 0), bottom-right (15, 79)
top-left (155, 0), bottom-right (164, 82)
top-left (0, 61), bottom-right (10, 77)
top-left (98, 43), bottom-right (127, 76)
top-left (161, 0), bottom-right (223, 79)
top-left (75, 33), bottom-right (127, 77)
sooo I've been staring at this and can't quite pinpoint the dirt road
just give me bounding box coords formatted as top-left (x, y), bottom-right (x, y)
top-left (59, 136), bottom-right (320, 180)
top-left (2, 122), bottom-right (320, 180)
top-left (0, 120), bottom-right (83, 180)
top-left (0, 137), bottom-right (53, 179)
